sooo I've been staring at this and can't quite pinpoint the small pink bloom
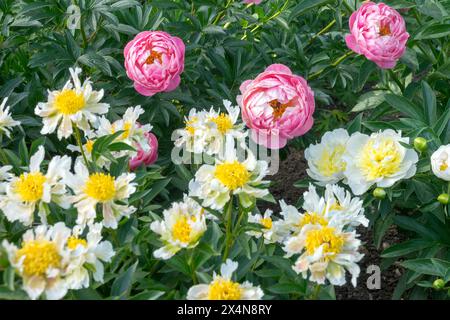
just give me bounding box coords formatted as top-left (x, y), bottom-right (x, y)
top-left (237, 64), bottom-right (315, 149)
top-left (345, 2), bottom-right (409, 69)
top-left (244, 0), bottom-right (262, 4)
top-left (129, 132), bottom-right (159, 171)
top-left (124, 31), bottom-right (185, 96)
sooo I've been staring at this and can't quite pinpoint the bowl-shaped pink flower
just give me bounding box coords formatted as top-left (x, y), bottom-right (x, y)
top-left (129, 132), bottom-right (159, 171)
top-left (237, 64), bottom-right (315, 149)
top-left (124, 31), bottom-right (185, 96)
top-left (345, 2), bottom-right (409, 69)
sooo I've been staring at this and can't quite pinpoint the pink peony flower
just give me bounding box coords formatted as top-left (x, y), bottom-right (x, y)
top-left (124, 31), bottom-right (185, 96)
top-left (345, 2), bottom-right (409, 69)
top-left (244, 0), bottom-right (262, 4)
top-left (237, 64), bottom-right (315, 149)
top-left (129, 132), bottom-right (159, 171)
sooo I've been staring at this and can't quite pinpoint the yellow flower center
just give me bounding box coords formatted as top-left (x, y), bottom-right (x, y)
top-left (299, 212), bottom-right (328, 228)
top-left (326, 202), bottom-right (343, 212)
top-left (211, 113), bottom-right (233, 134)
top-left (67, 236), bottom-right (88, 250)
top-left (85, 140), bottom-right (94, 154)
top-left (145, 50), bottom-right (163, 65)
top-left (359, 138), bottom-right (402, 180)
top-left (84, 173), bottom-right (116, 202)
top-left (54, 89), bottom-right (85, 115)
top-left (260, 217), bottom-right (273, 229)
top-left (316, 145), bottom-right (346, 177)
top-left (440, 161), bottom-right (448, 172)
top-left (379, 23), bottom-right (391, 36)
top-left (16, 240), bottom-right (61, 277)
top-left (305, 226), bottom-right (344, 260)
top-left (185, 117), bottom-right (197, 135)
top-left (269, 99), bottom-right (295, 121)
top-left (122, 122), bottom-right (132, 139)
top-left (172, 216), bottom-right (192, 243)
top-left (214, 161), bottom-right (250, 190)
top-left (14, 172), bottom-right (47, 202)
top-left (208, 278), bottom-right (242, 300)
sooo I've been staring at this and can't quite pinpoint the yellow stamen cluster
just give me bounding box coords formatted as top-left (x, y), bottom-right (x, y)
top-left (440, 161), bottom-right (448, 172)
top-left (67, 236), bottom-right (88, 250)
top-left (299, 212), bottom-right (328, 228)
top-left (172, 216), bottom-right (192, 243)
top-left (121, 122), bottom-right (132, 139)
top-left (14, 172), bottom-right (47, 202)
top-left (211, 113), bottom-right (233, 134)
top-left (379, 23), bottom-right (391, 36)
top-left (260, 217), bottom-right (273, 229)
top-left (359, 138), bottom-right (402, 180)
top-left (214, 161), bottom-right (250, 190)
top-left (305, 226), bottom-right (344, 260)
top-left (316, 145), bottom-right (346, 177)
top-left (16, 240), bottom-right (61, 276)
top-left (145, 50), bottom-right (163, 65)
top-left (85, 140), bottom-right (94, 154)
top-left (84, 173), bottom-right (116, 202)
top-left (208, 278), bottom-right (242, 300)
top-left (54, 89), bottom-right (85, 115)
top-left (185, 117), bottom-right (197, 135)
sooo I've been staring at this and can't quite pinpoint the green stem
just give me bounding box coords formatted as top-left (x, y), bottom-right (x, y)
top-left (73, 123), bottom-right (90, 171)
top-left (309, 284), bottom-right (321, 300)
top-left (222, 197), bottom-right (234, 262)
top-left (307, 18), bottom-right (337, 47)
top-left (75, 0), bottom-right (88, 48)
top-left (212, 0), bottom-right (233, 25)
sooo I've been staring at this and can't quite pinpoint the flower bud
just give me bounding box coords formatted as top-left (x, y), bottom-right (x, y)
top-left (413, 137), bottom-right (427, 152)
top-left (373, 187), bottom-right (386, 199)
top-left (433, 279), bottom-right (446, 290)
top-left (437, 193), bottom-right (449, 205)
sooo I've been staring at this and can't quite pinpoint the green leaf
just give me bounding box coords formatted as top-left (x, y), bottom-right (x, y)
top-left (110, 261), bottom-right (138, 299)
top-left (351, 91), bottom-right (386, 112)
top-left (385, 94), bottom-right (425, 121)
top-left (289, 0), bottom-right (333, 20)
top-left (401, 258), bottom-right (450, 277)
top-left (381, 239), bottom-right (435, 258)
top-left (421, 81), bottom-right (437, 125)
top-left (415, 23), bottom-right (450, 40)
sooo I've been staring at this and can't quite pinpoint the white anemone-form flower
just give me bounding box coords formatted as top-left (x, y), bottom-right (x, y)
top-left (65, 223), bottom-right (115, 290)
top-left (188, 138), bottom-right (269, 210)
top-left (342, 130), bottom-right (418, 195)
top-left (35, 67), bottom-right (109, 140)
top-left (96, 106), bottom-right (152, 150)
top-left (187, 259), bottom-right (264, 300)
top-left (65, 161), bottom-right (136, 229)
top-left (247, 209), bottom-right (279, 243)
top-left (283, 223), bottom-right (363, 287)
top-left (1, 146), bottom-right (71, 226)
top-left (1, 222), bottom-right (74, 300)
top-left (431, 145), bottom-right (450, 181)
top-left (305, 128), bottom-right (349, 185)
top-left (0, 97), bottom-right (20, 138)
top-left (150, 196), bottom-right (207, 260)
top-left (175, 100), bottom-right (247, 156)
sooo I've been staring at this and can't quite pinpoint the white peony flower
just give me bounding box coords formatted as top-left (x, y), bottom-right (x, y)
top-left (0, 97), bottom-right (20, 138)
top-left (1, 146), bottom-right (71, 226)
top-left (283, 223), bottom-right (363, 287)
top-left (64, 223), bottom-right (115, 290)
top-left (188, 137), bottom-right (269, 210)
top-left (65, 160), bottom-right (136, 229)
top-left (247, 209), bottom-right (279, 243)
top-left (431, 145), bottom-right (450, 181)
top-left (35, 67), bottom-right (109, 140)
top-left (187, 259), bottom-right (264, 300)
top-left (305, 128), bottom-right (349, 185)
top-left (342, 130), bottom-right (418, 195)
top-left (150, 196), bottom-right (207, 260)
top-left (2, 222), bottom-right (74, 300)
top-left (175, 100), bottom-right (247, 156)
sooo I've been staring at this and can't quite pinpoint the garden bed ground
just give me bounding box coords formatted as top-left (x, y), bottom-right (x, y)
top-left (264, 148), bottom-right (405, 300)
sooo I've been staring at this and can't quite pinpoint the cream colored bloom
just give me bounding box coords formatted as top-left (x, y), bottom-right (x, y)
top-left (65, 223), bottom-right (115, 289)
top-left (35, 67), bottom-right (109, 140)
top-left (247, 209), bottom-right (278, 243)
top-left (187, 259), bottom-right (264, 300)
top-left (150, 196), bottom-right (207, 260)
top-left (65, 161), bottom-right (136, 229)
top-left (188, 138), bottom-right (269, 210)
top-left (283, 223), bottom-right (363, 287)
top-left (342, 130), bottom-right (418, 195)
top-left (2, 222), bottom-right (74, 300)
top-left (305, 128), bottom-right (349, 185)
top-left (175, 100), bottom-right (247, 156)
top-left (0, 97), bottom-right (20, 138)
top-left (1, 146), bottom-right (71, 226)
top-left (431, 145), bottom-right (450, 181)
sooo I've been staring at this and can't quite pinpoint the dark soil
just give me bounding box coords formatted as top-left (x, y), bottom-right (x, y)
top-left (263, 147), bottom-right (405, 300)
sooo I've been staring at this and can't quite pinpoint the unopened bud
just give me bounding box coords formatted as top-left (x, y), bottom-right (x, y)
top-left (373, 188), bottom-right (386, 199)
top-left (433, 279), bottom-right (445, 290)
top-left (413, 137), bottom-right (427, 152)
top-left (437, 193), bottom-right (449, 205)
